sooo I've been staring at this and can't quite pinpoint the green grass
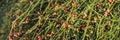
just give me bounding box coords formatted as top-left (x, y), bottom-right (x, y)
top-left (0, 0), bottom-right (120, 40)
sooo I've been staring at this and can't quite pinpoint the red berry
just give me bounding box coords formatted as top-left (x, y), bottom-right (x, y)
top-left (65, 8), bottom-right (69, 11)
top-left (9, 37), bottom-right (13, 40)
top-left (39, 22), bottom-right (43, 25)
top-left (14, 34), bottom-right (18, 38)
top-left (38, 36), bottom-right (42, 40)
top-left (81, 27), bottom-right (85, 30)
top-left (30, 0), bottom-right (33, 4)
top-left (25, 17), bottom-right (29, 23)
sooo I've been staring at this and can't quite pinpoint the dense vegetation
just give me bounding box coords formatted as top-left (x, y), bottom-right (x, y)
top-left (0, 0), bottom-right (120, 40)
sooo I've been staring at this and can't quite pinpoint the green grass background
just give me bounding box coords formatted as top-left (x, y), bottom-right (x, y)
top-left (0, 0), bottom-right (120, 40)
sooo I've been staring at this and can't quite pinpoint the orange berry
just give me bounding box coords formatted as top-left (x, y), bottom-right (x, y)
top-left (70, 13), bottom-right (77, 17)
top-left (14, 33), bottom-right (22, 38)
top-left (62, 22), bottom-right (68, 28)
top-left (83, 13), bottom-right (87, 19)
top-left (47, 34), bottom-right (52, 37)
top-left (88, 26), bottom-right (93, 30)
top-left (72, 0), bottom-right (76, 6)
top-left (55, 24), bottom-right (59, 28)
top-left (94, 17), bottom-right (97, 22)
top-left (45, 10), bottom-right (48, 14)
top-left (37, 11), bottom-right (40, 14)
top-left (51, 31), bottom-right (55, 34)
top-left (55, 4), bottom-right (59, 10)
top-left (105, 10), bottom-right (110, 17)
top-left (53, 12), bottom-right (57, 16)
top-left (109, 0), bottom-right (113, 3)
top-left (72, 2), bottom-right (75, 6)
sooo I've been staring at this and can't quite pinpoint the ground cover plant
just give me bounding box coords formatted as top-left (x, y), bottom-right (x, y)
top-left (0, 0), bottom-right (120, 40)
